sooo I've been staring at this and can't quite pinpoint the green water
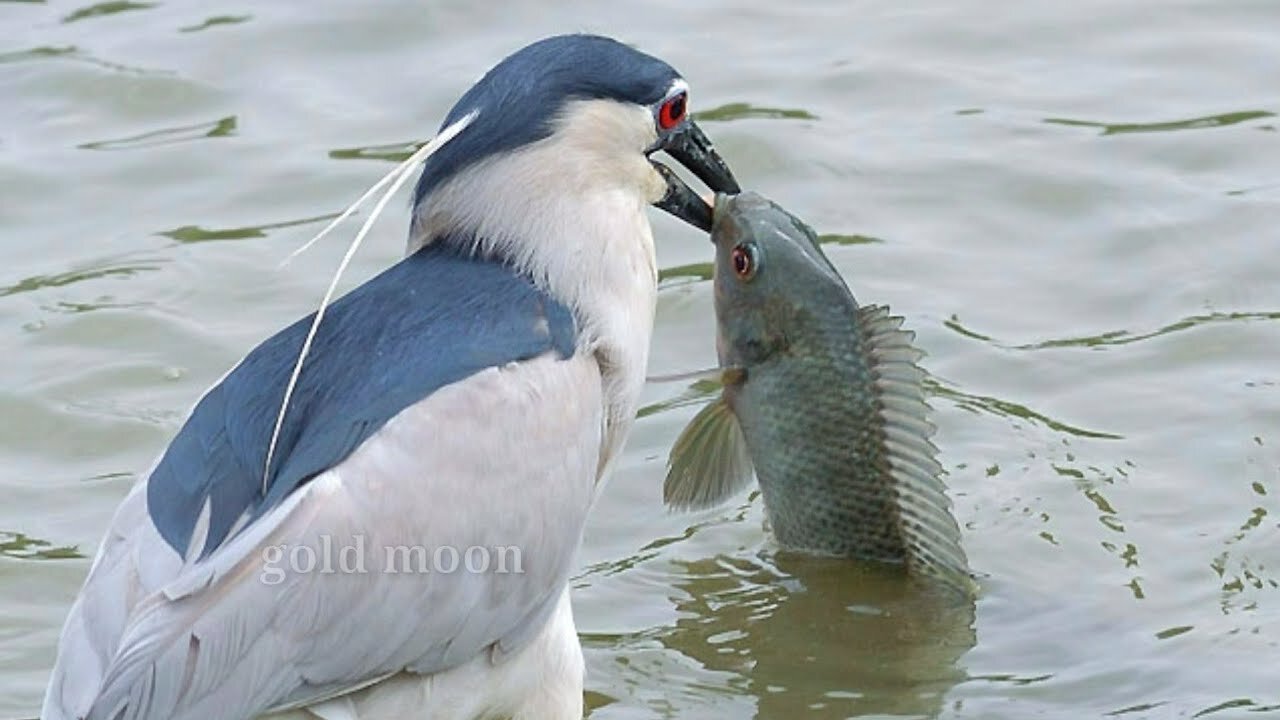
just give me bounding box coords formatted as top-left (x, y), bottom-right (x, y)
top-left (2, 1), bottom-right (1277, 718)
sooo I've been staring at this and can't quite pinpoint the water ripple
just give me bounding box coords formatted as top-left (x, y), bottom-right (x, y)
top-left (329, 140), bottom-right (422, 163)
top-left (156, 212), bottom-right (338, 244)
top-left (1044, 110), bottom-right (1275, 136)
top-left (817, 232), bottom-right (883, 246)
top-left (657, 261), bottom-right (713, 286)
top-left (62, 0), bottom-right (155, 24)
top-left (0, 44), bottom-right (166, 76)
top-left (695, 102), bottom-right (818, 123)
top-left (945, 310), bottom-right (1280, 352)
top-left (0, 45), bottom-right (75, 65)
top-left (178, 14), bottom-right (251, 33)
top-left (1106, 701), bottom-right (1170, 716)
top-left (969, 673), bottom-right (1055, 686)
top-left (0, 530), bottom-right (82, 560)
top-left (1226, 182), bottom-right (1280, 197)
top-left (934, 379), bottom-right (1124, 439)
top-left (0, 263), bottom-right (159, 299)
top-left (43, 298), bottom-right (147, 315)
top-left (78, 116), bottom-right (237, 151)
top-left (1192, 697), bottom-right (1280, 717)
top-left (661, 552), bottom-right (974, 719)
top-left (1209, 467), bottom-right (1278, 614)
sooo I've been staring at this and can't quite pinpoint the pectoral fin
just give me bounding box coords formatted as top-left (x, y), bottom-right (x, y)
top-left (664, 396), bottom-right (755, 511)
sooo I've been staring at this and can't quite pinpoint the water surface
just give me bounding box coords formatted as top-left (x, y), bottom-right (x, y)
top-left (2, 1), bottom-right (1277, 717)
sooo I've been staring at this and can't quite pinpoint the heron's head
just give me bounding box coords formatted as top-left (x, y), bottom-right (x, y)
top-left (409, 34), bottom-right (739, 256)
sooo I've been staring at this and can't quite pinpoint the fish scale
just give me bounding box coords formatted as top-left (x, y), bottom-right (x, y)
top-left (742, 310), bottom-right (902, 561)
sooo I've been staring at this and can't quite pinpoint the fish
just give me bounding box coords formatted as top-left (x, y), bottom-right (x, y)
top-left (664, 191), bottom-right (973, 594)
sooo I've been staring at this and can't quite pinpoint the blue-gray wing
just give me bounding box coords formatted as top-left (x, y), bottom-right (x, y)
top-left (41, 245), bottom-right (601, 719)
top-left (147, 242), bottom-right (576, 559)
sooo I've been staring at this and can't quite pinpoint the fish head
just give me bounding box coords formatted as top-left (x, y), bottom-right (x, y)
top-left (710, 191), bottom-right (854, 369)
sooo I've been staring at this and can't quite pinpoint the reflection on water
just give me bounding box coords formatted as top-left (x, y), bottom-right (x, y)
top-left (43, 298), bottom-right (145, 315)
top-left (329, 140), bottom-right (422, 163)
top-left (657, 261), bottom-right (715, 286)
top-left (0, 263), bottom-right (160, 299)
top-left (663, 551), bottom-right (975, 719)
top-left (0, 46), bottom-right (76, 65)
top-left (0, 531), bottom-right (82, 560)
top-left (817, 233), bottom-right (883, 246)
top-left (0, 44), bottom-right (167, 75)
top-left (1043, 110), bottom-right (1275, 136)
top-left (61, 1), bottom-right (155, 24)
top-left (1210, 460), bottom-right (1277, 615)
top-left (4, 0), bottom-right (1280, 716)
top-left (78, 116), bottom-right (237, 151)
top-left (1194, 698), bottom-right (1280, 716)
top-left (156, 212), bottom-right (338, 243)
top-left (927, 379), bottom-right (1122, 440)
top-left (1226, 181), bottom-right (1280, 197)
top-left (694, 102), bottom-right (819, 123)
top-left (178, 14), bottom-right (251, 33)
top-left (1056, 457), bottom-right (1146, 599)
top-left (945, 310), bottom-right (1280, 352)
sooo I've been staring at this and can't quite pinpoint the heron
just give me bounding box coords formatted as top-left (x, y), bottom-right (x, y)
top-left (42, 33), bottom-right (739, 720)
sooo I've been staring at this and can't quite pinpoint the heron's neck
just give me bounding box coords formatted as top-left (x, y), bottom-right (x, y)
top-left (408, 118), bottom-right (666, 453)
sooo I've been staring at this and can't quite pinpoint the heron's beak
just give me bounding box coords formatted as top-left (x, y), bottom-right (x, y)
top-left (650, 120), bottom-right (740, 233)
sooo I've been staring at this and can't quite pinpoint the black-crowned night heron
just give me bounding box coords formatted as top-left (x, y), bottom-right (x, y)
top-left (42, 33), bottom-right (739, 720)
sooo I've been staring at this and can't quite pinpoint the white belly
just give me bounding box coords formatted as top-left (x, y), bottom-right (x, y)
top-left (262, 588), bottom-right (582, 720)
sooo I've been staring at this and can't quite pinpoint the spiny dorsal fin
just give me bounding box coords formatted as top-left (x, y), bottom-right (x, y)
top-left (858, 304), bottom-right (974, 595)
top-left (664, 396), bottom-right (755, 511)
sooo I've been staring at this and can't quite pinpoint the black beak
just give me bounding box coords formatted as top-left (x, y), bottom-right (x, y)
top-left (651, 162), bottom-right (713, 232)
top-left (650, 120), bottom-right (740, 232)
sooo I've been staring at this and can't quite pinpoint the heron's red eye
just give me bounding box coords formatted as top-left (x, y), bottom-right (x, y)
top-left (731, 243), bottom-right (757, 280)
top-left (658, 92), bottom-right (687, 130)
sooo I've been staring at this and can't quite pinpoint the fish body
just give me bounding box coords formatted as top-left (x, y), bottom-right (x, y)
top-left (665, 192), bottom-right (971, 592)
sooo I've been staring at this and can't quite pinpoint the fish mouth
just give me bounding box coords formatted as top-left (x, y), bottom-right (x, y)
top-left (650, 120), bottom-right (740, 233)
top-left (709, 191), bottom-right (738, 243)
top-left (710, 190), bottom-right (773, 244)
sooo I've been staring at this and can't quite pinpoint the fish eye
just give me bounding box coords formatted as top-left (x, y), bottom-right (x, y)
top-left (658, 91), bottom-right (687, 130)
top-left (730, 242), bottom-right (758, 280)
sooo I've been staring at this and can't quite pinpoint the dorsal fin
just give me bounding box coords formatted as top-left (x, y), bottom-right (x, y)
top-left (858, 304), bottom-right (974, 595)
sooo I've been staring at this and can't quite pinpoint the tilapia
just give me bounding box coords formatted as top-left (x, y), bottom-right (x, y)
top-left (665, 191), bottom-right (972, 594)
